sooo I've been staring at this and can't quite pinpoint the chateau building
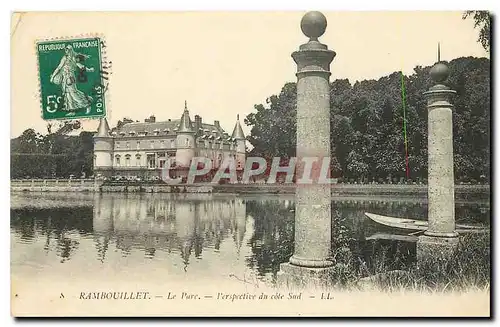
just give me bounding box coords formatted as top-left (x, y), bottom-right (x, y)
top-left (93, 102), bottom-right (246, 179)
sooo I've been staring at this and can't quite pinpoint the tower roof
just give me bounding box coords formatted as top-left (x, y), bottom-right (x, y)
top-left (231, 114), bottom-right (245, 140)
top-left (178, 101), bottom-right (194, 133)
top-left (95, 118), bottom-right (110, 137)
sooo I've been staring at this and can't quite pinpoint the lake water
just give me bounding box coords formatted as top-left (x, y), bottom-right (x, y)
top-left (11, 192), bottom-right (490, 287)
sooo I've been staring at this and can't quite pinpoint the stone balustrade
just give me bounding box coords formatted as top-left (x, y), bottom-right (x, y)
top-left (9, 178), bottom-right (489, 197)
top-left (11, 179), bottom-right (102, 192)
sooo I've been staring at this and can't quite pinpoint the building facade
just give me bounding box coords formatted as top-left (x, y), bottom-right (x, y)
top-left (93, 102), bottom-right (246, 179)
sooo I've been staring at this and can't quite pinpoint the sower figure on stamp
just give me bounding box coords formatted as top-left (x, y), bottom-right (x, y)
top-left (50, 45), bottom-right (95, 116)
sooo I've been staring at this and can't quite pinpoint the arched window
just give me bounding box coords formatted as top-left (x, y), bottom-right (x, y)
top-left (115, 155), bottom-right (121, 167)
top-left (135, 154), bottom-right (141, 167)
top-left (125, 154), bottom-right (131, 167)
top-left (147, 154), bottom-right (156, 169)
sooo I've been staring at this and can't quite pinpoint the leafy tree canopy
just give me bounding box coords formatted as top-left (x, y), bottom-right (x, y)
top-left (245, 56), bottom-right (490, 183)
top-left (463, 10), bottom-right (491, 52)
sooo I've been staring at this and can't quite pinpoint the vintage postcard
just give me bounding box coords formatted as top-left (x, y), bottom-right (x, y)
top-left (10, 11), bottom-right (491, 317)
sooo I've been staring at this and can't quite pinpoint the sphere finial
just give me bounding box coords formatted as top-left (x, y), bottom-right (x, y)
top-left (300, 11), bottom-right (327, 40)
top-left (429, 43), bottom-right (449, 83)
top-left (430, 62), bottom-right (449, 83)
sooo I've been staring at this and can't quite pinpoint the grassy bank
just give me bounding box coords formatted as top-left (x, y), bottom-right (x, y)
top-left (329, 211), bottom-right (491, 292)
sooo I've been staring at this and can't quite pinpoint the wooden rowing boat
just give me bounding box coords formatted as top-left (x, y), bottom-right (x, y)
top-left (364, 212), bottom-right (488, 233)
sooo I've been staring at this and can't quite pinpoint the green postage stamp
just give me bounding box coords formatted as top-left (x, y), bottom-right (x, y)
top-left (36, 36), bottom-right (109, 120)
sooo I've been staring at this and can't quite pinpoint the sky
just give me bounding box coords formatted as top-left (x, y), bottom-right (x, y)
top-left (10, 11), bottom-right (489, 139)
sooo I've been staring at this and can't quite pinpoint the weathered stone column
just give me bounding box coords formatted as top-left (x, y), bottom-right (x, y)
top-left (277, 11), bottom-right (336, 289)
top-left (417, 58), bottom-right (459, 260)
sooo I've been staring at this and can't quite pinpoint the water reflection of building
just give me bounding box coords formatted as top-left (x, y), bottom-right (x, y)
top-left (91, 194), bottom-right (247, 265)
top-left (12, 195), bottom-right (490, 282)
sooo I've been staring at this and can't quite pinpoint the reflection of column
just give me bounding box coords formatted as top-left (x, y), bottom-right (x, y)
top-left (139, 200), bottom-right (148, 221)
top-left (193, 202), bottom-right (203, 258)
top-left (92, 194), bottom-right (113, 262)
top-left (234, 198), bottom-right (247, 253)
top-left (143, 197), bottom-right (158, 257)
top-left (214, 200), bottom-right (225, 250)
top-left (277, 11), bottom-right (336, 289)
top-left (417, 53), bottom-right (458, 260)
top-left (176, 200), bottom-right (196, 268)
top-left (93, 194), bottom-right (114, 234)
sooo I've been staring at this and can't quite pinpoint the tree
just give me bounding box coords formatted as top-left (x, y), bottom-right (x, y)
top-left (245, 83), bottom-right (297, 158)
top-left (245, 56), bottom-right (490, 184)
top-left (16, 129), bottom-right (41, 153)
top-left (11, 129), bottom-right (96, 178)
top-left (463, 11), bottom-right (491, 52)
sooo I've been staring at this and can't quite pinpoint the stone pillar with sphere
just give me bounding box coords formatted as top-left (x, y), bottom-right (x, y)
top-left (277, 11), bottom-right (336, 289)
top-left (417, 58), bottom-right (459, 261)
